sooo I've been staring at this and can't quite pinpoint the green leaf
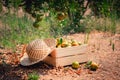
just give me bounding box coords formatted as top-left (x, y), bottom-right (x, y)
top-left (86, 61), bottom-right (92, 65)
top-left (85, 61), bottom-right (92, 69)
top-left (59, 38), bottom-right (63, 44)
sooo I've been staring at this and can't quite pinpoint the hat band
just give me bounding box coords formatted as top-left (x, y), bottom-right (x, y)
top-left (27, 49), bottom-right (50, 60)
top-left (29, 58), bottom-right (39, 62)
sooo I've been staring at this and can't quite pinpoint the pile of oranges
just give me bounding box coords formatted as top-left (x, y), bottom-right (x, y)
top-left (56, 38), bottom-right (81, 48)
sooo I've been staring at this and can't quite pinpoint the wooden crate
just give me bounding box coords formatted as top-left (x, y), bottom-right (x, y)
top-left (43, 44), bottom-right (88, 67)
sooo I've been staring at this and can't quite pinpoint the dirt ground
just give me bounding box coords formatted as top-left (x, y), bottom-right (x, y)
top-left (0, 31), bottom-right (120, 80)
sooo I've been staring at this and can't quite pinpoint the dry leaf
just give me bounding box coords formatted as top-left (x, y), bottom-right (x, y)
top-left (74, 69), bottom-right (81, 75)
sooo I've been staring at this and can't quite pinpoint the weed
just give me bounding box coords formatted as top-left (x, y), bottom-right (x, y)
top-left (84, 33), bottom-right (89, 44)
top-left (28, 72), bottom-right (39, 80)
top-left (112, 43), bottom-right (115, 51)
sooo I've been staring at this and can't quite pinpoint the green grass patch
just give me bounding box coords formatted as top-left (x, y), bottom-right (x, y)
top-left (28, 72), bottom-right (39, 80)
top-left (81, 16), bottom-right (119, 34)
top-left (0, 13), bottom-right (53, 49)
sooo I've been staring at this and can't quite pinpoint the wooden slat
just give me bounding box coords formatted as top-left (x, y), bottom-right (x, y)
top-left (43, 53), bottom-right (89, 67)
top-left (51, 44), bottom-right (87, 58)
top-left (56, 53), bottom-right (89, 67)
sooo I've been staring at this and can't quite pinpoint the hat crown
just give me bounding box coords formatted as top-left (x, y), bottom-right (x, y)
top-left (26, 39), bottom-right (49, 50)
top-left (26, 39), bottom-right (50, 61)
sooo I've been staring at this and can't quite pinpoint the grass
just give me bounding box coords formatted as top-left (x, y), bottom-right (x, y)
top-left (81, 15), bottom-right (119, 34)
top-left (0, 12), bottom-right (53, 49)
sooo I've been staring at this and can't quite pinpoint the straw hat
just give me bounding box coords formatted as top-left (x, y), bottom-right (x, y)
top-left (20, 39), bottom-right (56, 66)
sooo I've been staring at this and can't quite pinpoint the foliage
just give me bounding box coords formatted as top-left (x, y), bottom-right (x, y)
top-left (2, 0), bottom-right (22, 9)
top-left (31, 0), bottom-right (86, 37)
top-left (2, 0), bottom-right (120, 17)
top-left (0, 1), bottom-right (2, 12)
top-left (89, 0), bottom-right (120, 17)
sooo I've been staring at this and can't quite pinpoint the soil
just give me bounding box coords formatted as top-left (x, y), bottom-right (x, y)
top-left (0, 31), bottom-right (120, 80)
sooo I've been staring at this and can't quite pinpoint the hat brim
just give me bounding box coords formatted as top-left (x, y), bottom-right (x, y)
top-left (20, 52), bottom-right (50, 66)
top-left (20, 38), bottom-right (56, 66)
